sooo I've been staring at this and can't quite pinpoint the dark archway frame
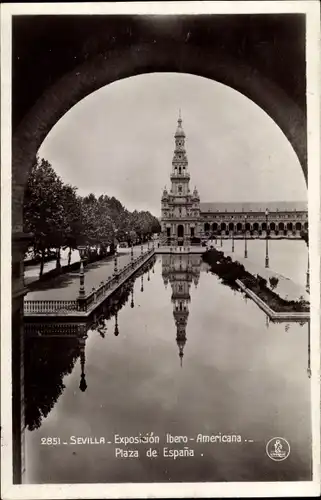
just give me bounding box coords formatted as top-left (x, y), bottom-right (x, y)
top-left (13, 42), bottom-right (307, 233)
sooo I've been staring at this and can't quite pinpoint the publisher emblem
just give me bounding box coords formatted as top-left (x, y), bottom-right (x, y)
top-left (266, 437), bottom-right (290, 461)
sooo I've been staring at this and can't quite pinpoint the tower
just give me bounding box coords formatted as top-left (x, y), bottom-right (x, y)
top-left (161, 112), bottom-right (201, 246)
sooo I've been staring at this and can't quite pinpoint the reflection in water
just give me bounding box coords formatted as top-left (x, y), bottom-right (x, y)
top-left (114, 310), bottom-right (119, 336)
top-left (162, 254), bottom-right (201, 366)
top-left (79, 332), bottom-right (88, 392)
top-left (24, 333), bottom-right (81, 431)
top-left (21, 252), bottom-right (312, 484)
top-left (24, 257), bottom-right (156, 431)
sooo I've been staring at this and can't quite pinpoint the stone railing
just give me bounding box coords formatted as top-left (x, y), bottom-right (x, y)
top-left (82, 248), bottom-right (154, 311)
top-left (24, 299), bottom-right (79, 314)
top-left (24, 248), bottom-right (155, 315)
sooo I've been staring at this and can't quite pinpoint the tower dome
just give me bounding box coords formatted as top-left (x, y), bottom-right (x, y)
top-left (174, 110), bottom-right (186, 138)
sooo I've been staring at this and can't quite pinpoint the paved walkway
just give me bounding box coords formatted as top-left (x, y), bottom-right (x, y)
top-left (24, 249), bottom-right (80, 286)
top-left (209, 239), bottom-right (309, 302)
top-left (25, 244), bottom-right (151, 301)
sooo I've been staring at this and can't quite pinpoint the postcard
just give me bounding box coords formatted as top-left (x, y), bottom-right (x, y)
top-left (1, 1), bottom-right (320, 498)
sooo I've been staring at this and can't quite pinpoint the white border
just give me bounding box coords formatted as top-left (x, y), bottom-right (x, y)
top-left (1, 2), bottom-right (320, 499)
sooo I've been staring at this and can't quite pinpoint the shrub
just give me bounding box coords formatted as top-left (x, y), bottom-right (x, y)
top-left (202, 248), bottom-right (309, 313)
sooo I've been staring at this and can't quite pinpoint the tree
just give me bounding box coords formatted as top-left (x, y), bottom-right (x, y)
top-left (24, 157), bottom-right (161, 276)
top-left (24, 157), bottom-right (66, 277)
top-left (61, 185), bottom-right (82, 265)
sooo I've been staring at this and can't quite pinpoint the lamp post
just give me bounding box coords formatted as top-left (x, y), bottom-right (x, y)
top-left (141, 274), bottom-right (144, 292)
top-left (307, 320), bottom-right (311, 378)
top-left (244, 215), bottom-right (248, 258)
top-left (113, 227), bottom-right (118, 254)
top-left (131, 241), bottom-right (134, 266)
top-left (265, 208), bottom-right (269, 268)
top-left (78, 245), bottom-right (87, 299)
top-left (231, 216), bottom-right (234, 252)
top-left (114, 251), bottom-right (118, 277)
top-left (306, 251), bottom-right (310, 293)
top-left (114, 248), bottom-right (118, 278)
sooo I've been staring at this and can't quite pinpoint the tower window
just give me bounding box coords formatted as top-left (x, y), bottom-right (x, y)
top-left (178, 167), bottom-right (181, 174)
top-left (178, 186), bottom-right (182, 193)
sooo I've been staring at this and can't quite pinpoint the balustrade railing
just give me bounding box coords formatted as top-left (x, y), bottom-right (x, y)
top-left (24, 300), bottom-right (79, 313)
top-left (24, 248), bottom-right (155, 315)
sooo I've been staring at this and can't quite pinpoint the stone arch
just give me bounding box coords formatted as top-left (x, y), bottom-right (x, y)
top-left (212, 222), bottom-right (218, 232)
top-left (245, 222), bottom-right (251, 232)
top-left (13, 42), bottom-right (307, 233)
top-left (287, 222), bottom-right (293, 231)
top-left (204, 222), bottom-right (210, 233)
top-left (236, 222), bottom-right (243, 232)
top-left (253, 222), bottom-right (259, 232)
top-left (228, 222), bottom-right (234, 231)
top-left (295, 222), bottom-right (302, 231)
top-left (279, 222), bottom-right (285, 231)
top-left (270, 222), bottom-right (276, 231)
top-left (220, 222), bottom-right (226, 232)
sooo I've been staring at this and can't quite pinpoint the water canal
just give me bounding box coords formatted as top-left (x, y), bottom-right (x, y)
top-left (23, 242), bottom-right (311, 483)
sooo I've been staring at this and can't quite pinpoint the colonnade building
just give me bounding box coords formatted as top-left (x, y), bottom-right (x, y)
top-left (160, 114), bottom-right (308, 246)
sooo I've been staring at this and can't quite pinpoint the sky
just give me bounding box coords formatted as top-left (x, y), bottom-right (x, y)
top-left (39, 73), bottom-right (307, 217)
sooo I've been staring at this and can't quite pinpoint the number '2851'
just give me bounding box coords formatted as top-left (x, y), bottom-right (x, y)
top-left (41, 437), bottom-right (61, 445)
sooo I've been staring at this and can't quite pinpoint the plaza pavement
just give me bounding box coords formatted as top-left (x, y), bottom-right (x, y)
top-left (25, 243), bottom-right (151, 301)
top-left (24, 248), bottom-right (80, 286)
top-left (24, 240), bottom-right (309, 304)
top-left (209, 239), bottom-right (309, 302)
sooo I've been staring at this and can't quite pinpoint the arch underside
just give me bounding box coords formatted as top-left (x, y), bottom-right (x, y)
top-left (12, 42), bottom-right (306, 232)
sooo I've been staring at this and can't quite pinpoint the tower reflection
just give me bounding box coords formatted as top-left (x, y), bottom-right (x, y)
top-left (162, 254), bottom-right (201, 365)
